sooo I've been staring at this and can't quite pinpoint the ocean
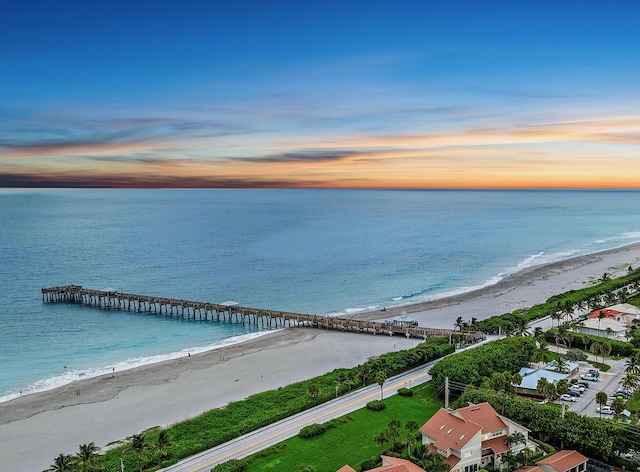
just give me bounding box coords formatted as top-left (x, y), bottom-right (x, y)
top-left (1, 189), bottom-right (640, 401)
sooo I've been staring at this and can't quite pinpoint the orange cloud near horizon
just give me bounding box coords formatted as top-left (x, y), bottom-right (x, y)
top-left (2, 115), bottom-right (640, 189)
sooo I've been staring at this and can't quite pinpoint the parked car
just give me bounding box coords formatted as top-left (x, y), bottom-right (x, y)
top-left (614, 390), bottom-right (631, 399)
top-left (581, 373), bottom-right (598, 381)
top-left (577, 381), bottom-right (589, 389)
top-left (559, 394), bottom-right (578, 402)
top-left (569, 385), bottom-right (585, 393)
top-left (596, 406), bottom-right (614, 415)
top-left (567, 390), bottom-right (581, 397)
top-left (588, 369), bottom-right (600, 377)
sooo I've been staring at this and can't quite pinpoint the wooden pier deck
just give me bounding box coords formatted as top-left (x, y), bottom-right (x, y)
top-left (41, 285), bottom-right (471, 340)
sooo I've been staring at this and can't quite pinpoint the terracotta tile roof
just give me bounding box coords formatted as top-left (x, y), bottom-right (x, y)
top-left (426, 444), bottom-right (461, 469)
top-left (587, 309), bottom-right (624, 319)
top-left (368, 466), bottom-right (410, 472)
top-left (376, 456), bottom-right (427, 472)
top-left (420, 408), bottom-right (482, 451)
top-left (456, 402), bottom-right (506, 433)
top-left (482, 435), bottom-right (509, 454)
top-left (516, 467), bottom-right (544, 472)
top-left (537, 450), bottom-right (588, 472)
top-left (444, 454), bottom-right (462, 469)
top-left (337, 466), bottom-right (357, 472)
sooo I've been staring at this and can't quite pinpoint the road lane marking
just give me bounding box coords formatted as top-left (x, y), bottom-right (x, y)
top-left (184, 371), bottom-right (431, 471)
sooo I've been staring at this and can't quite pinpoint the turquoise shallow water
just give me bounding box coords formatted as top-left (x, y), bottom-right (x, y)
top-left (1, 188), bottom-right (640, 400)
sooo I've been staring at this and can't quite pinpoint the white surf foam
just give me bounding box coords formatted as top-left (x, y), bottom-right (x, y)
top-left (0, 330), bottom-right (277, 404)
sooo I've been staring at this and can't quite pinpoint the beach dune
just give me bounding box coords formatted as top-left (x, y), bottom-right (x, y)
top-left (2, 242), bottom-right (640, 472)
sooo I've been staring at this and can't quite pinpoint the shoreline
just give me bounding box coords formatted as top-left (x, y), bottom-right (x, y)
top-left (3, 241), bottom-right (640, 471)
top-left (352, 241), bottom-right (640, 328)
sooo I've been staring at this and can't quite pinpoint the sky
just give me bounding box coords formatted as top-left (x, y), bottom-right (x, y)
top-left (2, 0), bottom-right (640, 189)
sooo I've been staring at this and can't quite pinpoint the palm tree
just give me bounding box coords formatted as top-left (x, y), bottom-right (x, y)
top-left (76, 442), bottom-right (99, 472)
top-left (597, 311), bottom-right (606, 333)
top-left (551, 311), bottom-right (562, 328)
top-left (374, 431), bottom-right (388, 452)
top-left (555, 325), bottom-right (569, 346)
top-left (625, 352), bottom-right (640, 375)
top-left (601, 342), bottom-right (612, 364)
top-left (505, 431), bottom-right (526, 451)
top-left (536, 378), bottom-right (556, 402)
top-left (386, 419), bottom-right (402, 452)
top-left (375, 369), bottom-right (388, 400)
top-left (551, 358), bottom-right (569, 374)
top-left (556, 379), bottom-right (569, 396)
top-left (156, 430), bottom-right (170, 467)
top-left (307, 383), bottom-right (321, 401)
top-left (620, 372), bottom-right (639, 392)
top-left (596, 391), bottom-right (608, 418)
top-left (532, 343), bottom-right (548, 368)
top-left (581, 335), bottom-right (590, 351)
top-left (513, 317), bottom-right (528, 336)
top-left (611, 397), bottom-right (626, 418)
top-left (605, 327), bottom-right (613, 338)
top-left (403, 420), bottom-right (420, 458)
top-left (45, 453), bottom-right (76, 472)
top-left (590, 341), bottom-right (602, 363)
top-left (454, 316), bottom-right (464, 332)
top-left (131, 433), bottom-right (146, 472)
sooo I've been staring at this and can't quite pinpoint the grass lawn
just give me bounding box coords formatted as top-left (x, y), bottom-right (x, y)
top-left (626, 391), bottom-right (640, 413)
top-left (245, 383), bottom-right (441, 472)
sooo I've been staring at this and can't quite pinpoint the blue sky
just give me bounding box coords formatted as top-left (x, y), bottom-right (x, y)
top-left (2, 1), bottom-right (640, 188)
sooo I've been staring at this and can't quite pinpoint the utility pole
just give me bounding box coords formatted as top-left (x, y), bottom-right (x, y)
top-left (445, 376), bottom-right (449, 409)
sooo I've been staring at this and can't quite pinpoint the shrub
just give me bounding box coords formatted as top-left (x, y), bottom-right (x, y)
top-left (565, 350), bottom-right (587, 362)
top-left (366, 400), bottom-right (386, 411)
top-left (299, 423), bottom-right (327, 439)
top-left (357, 456), bottom-right (381, 471)
top-left (397, 387), bottom-right (413, 397)
top-left (211, 458), bottom-right (247, 472)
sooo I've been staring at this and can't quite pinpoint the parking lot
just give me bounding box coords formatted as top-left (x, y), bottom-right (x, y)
top-left (558, 357), bottom-right (627, 417)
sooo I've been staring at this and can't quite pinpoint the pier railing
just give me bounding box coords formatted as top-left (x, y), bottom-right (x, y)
top-left (41, 285), bottom-right (473, 340)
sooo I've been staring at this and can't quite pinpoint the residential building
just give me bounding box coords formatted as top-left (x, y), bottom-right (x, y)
top-left (579, 317), bottom-right (627, 339)
top-left (517, 367), bottom-right (568, 396)
top-left (337, 456), bottom-right (426, 472)
top-left (515, 450), bottom-right (588, 472)
top-left (420, 402), bottom-right (535, 472)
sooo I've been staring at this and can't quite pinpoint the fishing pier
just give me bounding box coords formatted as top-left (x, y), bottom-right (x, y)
top-left (41, 285), bottom-right (473, 340)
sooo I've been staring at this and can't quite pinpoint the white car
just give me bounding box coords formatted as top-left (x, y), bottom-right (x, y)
top-left (559, 394), bottom-right (578, 402)
top-left (596, 406), bottom-right (614, 415)
top-left (581, 374), bottom-right (599, 381)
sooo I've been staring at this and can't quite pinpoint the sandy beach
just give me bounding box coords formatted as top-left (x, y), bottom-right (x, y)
top-left (3, 242), bottom-right (640, 472)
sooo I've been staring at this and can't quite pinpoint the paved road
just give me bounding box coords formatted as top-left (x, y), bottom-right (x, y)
top-left (161, 337), bottom-right (499, 472)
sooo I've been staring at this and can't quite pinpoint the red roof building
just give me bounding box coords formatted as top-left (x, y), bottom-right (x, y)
top-left (337, 456), bottom-right (426, 472)
top-left (516, 450), bottom-right (588, 472)
top-left (420, 402), bottom-right (535, 472)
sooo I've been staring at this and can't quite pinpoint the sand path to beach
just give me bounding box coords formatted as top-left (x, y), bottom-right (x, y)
top-left (3, 242), bottom-right (640, 471)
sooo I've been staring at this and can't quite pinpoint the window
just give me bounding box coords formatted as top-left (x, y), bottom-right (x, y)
top-left (464, 452), bottom-right (473, 458)
top-left (464, 464), bottom-right (479, 472)
top-left (491, 430), bottom-right (503, 438)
